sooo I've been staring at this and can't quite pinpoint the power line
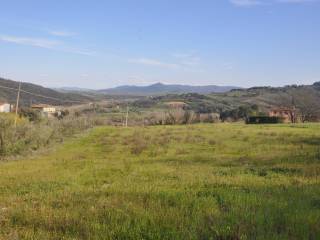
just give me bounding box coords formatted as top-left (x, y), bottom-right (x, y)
top-left (0, 84), bottom-right (86, 104)
top-left (0, 84), bottom-right (20, 92)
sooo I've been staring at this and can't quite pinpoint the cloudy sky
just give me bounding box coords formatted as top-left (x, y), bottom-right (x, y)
top-left (0, 0), bottom-right (319, 89)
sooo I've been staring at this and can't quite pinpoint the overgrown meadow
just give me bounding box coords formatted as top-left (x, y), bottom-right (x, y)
top-left (0, 123), bottom-right (320, 239)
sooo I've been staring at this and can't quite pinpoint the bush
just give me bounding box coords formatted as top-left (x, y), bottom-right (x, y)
top-left (220, 105), bottom-right (260, 122)
top-left (199, 113), bottom-right (220, 123)
top-left (19, 108), bottom-right (42, 122)
top-left (0, 114), bottom-right (105, 159)
top-left (126, 131), bottom-right (149, 155)
top-left (246, 116), bottom-right (284, 124)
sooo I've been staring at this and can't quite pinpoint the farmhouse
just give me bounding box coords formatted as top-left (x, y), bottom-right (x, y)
top-left (0, 102), bottom-right (12, 113)
top-left (269, 107), bottom-right (296, 123)
top-left (31, 104), bottom-right (56, 117)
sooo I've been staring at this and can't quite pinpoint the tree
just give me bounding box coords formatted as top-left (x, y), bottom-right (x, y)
top-left (292, 89), bottom-right (320, 122)
top-left (0, 115), bottom-right (14, 156)
top-left (274, 88), bottom-right (320, 122)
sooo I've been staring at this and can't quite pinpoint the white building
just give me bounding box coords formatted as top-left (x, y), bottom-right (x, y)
top-left (0, 102), bottom-right (12, 113)
top-left (31, 104), bottom-right (56, 117)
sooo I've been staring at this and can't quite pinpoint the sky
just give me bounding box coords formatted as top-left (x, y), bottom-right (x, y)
top-left (0, 0), bottom-right (319, 89)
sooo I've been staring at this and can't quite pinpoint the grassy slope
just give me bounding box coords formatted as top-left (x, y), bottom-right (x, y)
top-left (0, 124), bottom-right (320, 239)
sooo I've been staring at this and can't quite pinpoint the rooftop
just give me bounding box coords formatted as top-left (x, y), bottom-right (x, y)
top-left (31, 104), bottom-right (54, 108)
top-left (0, 102), bottom-right (10, 106)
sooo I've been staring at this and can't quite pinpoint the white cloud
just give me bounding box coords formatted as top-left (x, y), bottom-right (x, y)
top-left (0, 35), bottom-right (60, 49)
top-left (63, 48), bottom-right (96, 56)
top-left (0, 34), bottom-right (95, 56)
top-left (129, 58), bottom-right (180, 69)
top-left (230, 0), bottom-right (262, 6)
top-left (48, 30), bottom-right (77, 37)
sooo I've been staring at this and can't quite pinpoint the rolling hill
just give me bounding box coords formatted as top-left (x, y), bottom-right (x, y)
top-left (98, 82), bottom-right (240, 96)
top-left (0, 78), bottom-right (92, 106)
top-left (132, 82), bottom-right (320, 117)
top-left (1, 77), bottom-right (319, 119)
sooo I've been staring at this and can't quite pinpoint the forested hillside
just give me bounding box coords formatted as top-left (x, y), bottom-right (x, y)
top-left (132, 82), bottom-right (320, 120)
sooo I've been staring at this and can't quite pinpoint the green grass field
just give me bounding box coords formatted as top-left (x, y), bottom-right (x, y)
top-left (0, 123), bottom-right (320, 239)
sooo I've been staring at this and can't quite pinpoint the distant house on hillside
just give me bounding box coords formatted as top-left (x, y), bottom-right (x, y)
top-left (0, 102), bottom-right (12, 113)
top-left (268, 108), bottom-right (296, 123)
top-left (31, 104), bottom-right (56, 117)
top-left (165, 101), bottom-right (187, 109)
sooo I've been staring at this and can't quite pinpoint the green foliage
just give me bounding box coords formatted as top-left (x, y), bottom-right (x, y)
top-left (130, 83), bottom-right (320, 122)
top-left (220, 105), bottom-right (259, 122)
top-left (0, 114), bottom-right (15, 155)
top-left (0, 114), bottom-right (103, 158)
top-left (246, 116), bottom-right (284, 124)
top-left (0, 123), bottom-right (320, 239)
top-left (19, 108), bottom-right (42, 122)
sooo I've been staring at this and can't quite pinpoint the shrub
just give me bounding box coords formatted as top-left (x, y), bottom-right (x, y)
top-left (128, 131), bottom-right (149, 155)
top-left (0, 113), bottom-right (104, 159)
top-left (246, 116), bottom-right (284, 124)
top-left (19, 108), bottom-right (42, 122)
top-left (200, 113), bottom-right (220, 123)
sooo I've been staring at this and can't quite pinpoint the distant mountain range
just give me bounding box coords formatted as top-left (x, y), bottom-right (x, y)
top-left (2, 79), bottom-right (240, 106)
top-left (56, 83), bottom-right (240, 96)
top-left (97, 83), bottom-right (240, 95)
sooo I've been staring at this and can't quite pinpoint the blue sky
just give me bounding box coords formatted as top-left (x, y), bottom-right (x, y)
top-left (0, 0), bottom-right (319, 89)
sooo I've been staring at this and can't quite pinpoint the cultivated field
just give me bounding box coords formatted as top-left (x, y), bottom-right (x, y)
top-left (0, 124), bottom-right (320, 239)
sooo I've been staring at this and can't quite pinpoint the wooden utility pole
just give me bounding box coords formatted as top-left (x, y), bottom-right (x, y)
top-left (14, 82), bottom-right (21, 127)
top-left (125, 105), bottom-right (129, 127)
top-left (92, 102), bottom-right (96, 114)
